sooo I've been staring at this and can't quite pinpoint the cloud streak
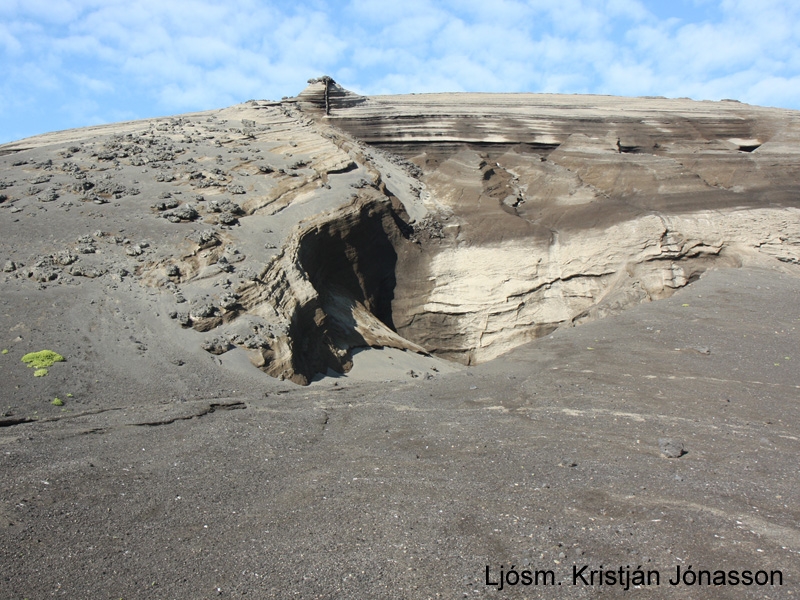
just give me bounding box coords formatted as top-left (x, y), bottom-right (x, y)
top-left (1, 0), bottom-right (799, 143)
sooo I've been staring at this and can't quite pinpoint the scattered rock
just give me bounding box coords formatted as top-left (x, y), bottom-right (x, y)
top-left (163, 205), bottom-right (198, 222)
top-left (190, 302), bottom-right (217, 319)
top-left (69, 265), bottom-right (103, 278)
top-left (218, 293), bottom-right (239, 311)
top-left (202, 337), bottom-right (234, 355)
top-left (218, 212), bottom-right (239, 225)
top-left (29, 257), bottom-right (60, 282)
top-left (187, 229), bottom-right (220, 250)
top-left (207, 199), bottom-right (243, 215)
top-left (658, 438), bottom-right (686, 458)
top-left (155, 172), bottom-right (175, 182)
top-left (71, 181), bottom-right (95, 194)
top-left (55, 251), bottom-right (78, 266)
top-left (93, 180), bottom-right (128, 198)
top-left (152, 198), bottom-right (179, 211)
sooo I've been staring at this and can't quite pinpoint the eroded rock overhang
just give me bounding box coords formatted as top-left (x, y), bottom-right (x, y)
top-left (206, 84), bottom-right (800, 380)
top-left (5, 82), bottom-right (798, 385)
top-left (305, 86), bottom-right (800, 366)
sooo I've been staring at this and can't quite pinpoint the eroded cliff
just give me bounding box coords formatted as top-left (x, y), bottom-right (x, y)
top-left (297, 85), bottom-right (798, 366)
top-left (2, 80), bottom-right (799, 383)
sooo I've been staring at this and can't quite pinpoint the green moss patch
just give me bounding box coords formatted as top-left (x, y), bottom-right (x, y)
top-left (33, 369), bottom-right (49, 377)
top-left (22, 350), bottom-right (65, 369)
top-left (52, 398), bottom-right (63, 406)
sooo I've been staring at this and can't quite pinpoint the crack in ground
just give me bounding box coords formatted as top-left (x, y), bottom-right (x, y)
top-left (0, 406), bottom-right (129, 429)
top-left (132, 401), bottom-right (247, 427)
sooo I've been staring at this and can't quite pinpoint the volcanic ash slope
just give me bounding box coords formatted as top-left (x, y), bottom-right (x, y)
top-left (2, 80), bottom-right (800, 385)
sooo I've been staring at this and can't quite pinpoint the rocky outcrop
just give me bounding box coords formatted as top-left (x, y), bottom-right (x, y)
top-left (2, 86), bottom-right (799, 383)
top-left (294, 76), bottom-right (366, 115)
top-left (236, 192), bottom-right (426, 385)
top-left (323, 91), bottom-right (800, 365)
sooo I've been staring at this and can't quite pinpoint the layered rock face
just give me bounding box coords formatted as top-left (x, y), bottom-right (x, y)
top-left (2, 80), bottom-right (799, 382)
top-left (319, 91), bottom-right (800, 364)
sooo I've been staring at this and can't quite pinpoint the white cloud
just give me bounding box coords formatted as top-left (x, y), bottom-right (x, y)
top-left (0, 24), bottom-right (23, 54)
top-left (1, 0), bottom-right (799, 144)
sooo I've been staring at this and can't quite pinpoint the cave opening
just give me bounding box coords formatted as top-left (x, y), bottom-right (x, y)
top-left (297, 200), bottom-right (400, 339)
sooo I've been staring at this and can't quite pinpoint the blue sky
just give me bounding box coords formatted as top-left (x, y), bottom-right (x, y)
top-left (1, 0), bottom-right (799, 143)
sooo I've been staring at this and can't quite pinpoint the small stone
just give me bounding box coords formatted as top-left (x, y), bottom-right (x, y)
top-left (187, 229), bottom-right (219, 249)
top-left (659, 438), bottom-right (686, 458)
top-left (202, 337), bottom-right (233, 355)
top-left (219, 211), bottom-right (238, 225)
top-left (55, 251), bottom-right (78, 266)
top-left (172, 205), bottom-right (198, 221)
top-left (152, 199), bottom-right (179, 211)
top-left (41, 188), bottom-right (59, 202)
top-left (190, 302), bottom-right (217, 319)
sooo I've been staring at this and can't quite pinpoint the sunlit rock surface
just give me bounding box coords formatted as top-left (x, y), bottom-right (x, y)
top-left (2, 80), bottom-right (799, 382)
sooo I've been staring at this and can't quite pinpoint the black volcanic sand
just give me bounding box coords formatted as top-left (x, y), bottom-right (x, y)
top-left (1, 265), bottom-right (798, 599)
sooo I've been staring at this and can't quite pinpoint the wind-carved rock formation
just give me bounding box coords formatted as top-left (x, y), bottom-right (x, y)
top-left (235, 193), bottom-right (426, 385)
top-left (234, 87), bottom-right (800, 376)
top-left (311, 91), bottom-right (800, 366)
top-left (3, 85), bottom-right (799, 383)
top-left (296, 76), bottom-right (366, 115)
